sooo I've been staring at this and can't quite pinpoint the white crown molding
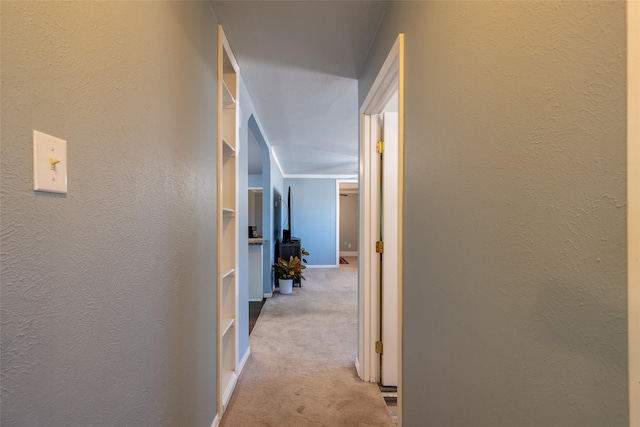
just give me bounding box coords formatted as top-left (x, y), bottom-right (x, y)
top-left (271, 147), bottom-right (286, 177)
top-left (283, 174), bottom-right (359, 179)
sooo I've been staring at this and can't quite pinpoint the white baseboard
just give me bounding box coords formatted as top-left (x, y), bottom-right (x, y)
top-left (221, 372), bottom-right (238, 410)
top-left (263, 292), bottom-right (273, 298)
top-left (340, 251), bottom-right (358, 257)
top-left (249, 298), bottom-right (263, 302)
top-left (305, 264), bottom-right (339, 269)
top-left (238, 346), bottom-right (251, 373)
top-left (355, 357), bottom-right (363, 380)
top-left (210, 414), bottom-right (220, 427)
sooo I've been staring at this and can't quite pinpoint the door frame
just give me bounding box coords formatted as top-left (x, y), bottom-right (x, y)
top-left (628, 1), bottom-right (639, 424)
top-left (381, 111), bottom-right (400, 387)
top-left (357, 34), bottom-right (404, 425)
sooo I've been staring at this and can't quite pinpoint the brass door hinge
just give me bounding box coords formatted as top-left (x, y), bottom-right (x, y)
top-left (375, 341), bottom-right (384, 354)
top-left (375, 241), bottom-right (384, 253)
top-left (376, 140), bottom-right (385, 154)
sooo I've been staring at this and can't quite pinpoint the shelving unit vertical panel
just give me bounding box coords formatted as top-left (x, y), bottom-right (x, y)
top-left (217, 24), bottom-right (240, 418)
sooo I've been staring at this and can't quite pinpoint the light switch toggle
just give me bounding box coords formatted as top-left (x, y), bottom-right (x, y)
top-left (49, 157), bottom-right (61, 170)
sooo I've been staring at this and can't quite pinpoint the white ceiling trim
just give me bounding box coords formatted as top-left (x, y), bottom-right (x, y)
top-left (283, 174), bottom-right (358, 179)
top-left (270, 146), bottom-right (285, 177)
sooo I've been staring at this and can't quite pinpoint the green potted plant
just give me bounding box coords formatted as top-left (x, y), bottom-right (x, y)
top-left (272, 248), bottom-right (309, 294)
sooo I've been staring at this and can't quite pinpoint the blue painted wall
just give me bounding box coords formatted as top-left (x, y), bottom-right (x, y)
top-left (360, 2), bottom-right (627, 425)
top-left (284, 178), bottom-right (337, 266)
top-left (1, 3), bottom-right (220, 425)
top-left (248, 174), bottom-right (261, 188)
top-left (238, 81), bottom-right (283, 351)
top-left (270, 163), bottom-right (285, 291)
top-left (247, 116), bottom-right (281, 296)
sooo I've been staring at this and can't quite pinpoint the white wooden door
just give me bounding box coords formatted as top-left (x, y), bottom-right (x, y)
top-left (381, 111), bottom-right (399, 387)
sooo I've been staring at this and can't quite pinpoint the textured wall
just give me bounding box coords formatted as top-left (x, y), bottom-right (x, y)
top-left (1, 2), bottom-right (219, 425)
top-left (360, 2), bottom-right (628, 425)
top-left (629, 3), bottom-right (640, 423)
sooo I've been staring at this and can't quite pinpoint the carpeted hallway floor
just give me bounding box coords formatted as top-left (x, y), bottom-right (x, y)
top-left (220, 257), bottom-right (394, 426)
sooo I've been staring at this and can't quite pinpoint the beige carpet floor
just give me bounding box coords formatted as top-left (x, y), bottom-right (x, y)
top-left (220, 257), bottom-right (394, 427)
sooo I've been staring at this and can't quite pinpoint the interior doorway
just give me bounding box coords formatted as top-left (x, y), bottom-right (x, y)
top-left (248, 188), bottom-right (264, 302)
top-left (337, 180), bottom-right (359, 265)
top-left (357, 34), bottom-right (404, 425)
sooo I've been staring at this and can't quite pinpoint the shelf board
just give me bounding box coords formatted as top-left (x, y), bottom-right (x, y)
top-left (222, 208), bottom-right (235, 217)
top-left (222, 81), bottom-right (236, 108)
top-left (222, 268), bottom-right (235, 279)
top-left (222, 139), bottom-right (236, 157)
top-left (221, 317), bottom-right (235, 336)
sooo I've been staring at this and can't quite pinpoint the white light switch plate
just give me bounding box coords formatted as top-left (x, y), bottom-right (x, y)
top-left (33, 130), bottom-right (67, 194)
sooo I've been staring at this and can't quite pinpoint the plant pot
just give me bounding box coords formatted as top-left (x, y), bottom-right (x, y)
top-left (279, 279), bottom-right (293, 295)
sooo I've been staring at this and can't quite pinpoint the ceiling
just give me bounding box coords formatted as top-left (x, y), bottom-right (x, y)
top-left (211, 1), bottom-right (389, 177)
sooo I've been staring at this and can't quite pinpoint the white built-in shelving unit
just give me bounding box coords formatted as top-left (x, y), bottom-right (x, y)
top-left (217, 25), bottom-right (239, 416)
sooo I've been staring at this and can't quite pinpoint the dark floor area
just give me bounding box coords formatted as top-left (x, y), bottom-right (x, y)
top-left (249, 298), bottom-right (266, 335)
top-left (380, 385), bottom-right (398, 425)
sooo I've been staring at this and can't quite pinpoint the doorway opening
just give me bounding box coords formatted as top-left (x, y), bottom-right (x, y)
top-left (337, 179), bottom-right (359, 266)
top-left (357, 34), bottom-right (404, 426)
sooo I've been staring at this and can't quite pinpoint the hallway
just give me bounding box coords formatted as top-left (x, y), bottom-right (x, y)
top-left (1, 3), bottom-right (632, 425)
top-left (220, 258), bottom-right (394, 426)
